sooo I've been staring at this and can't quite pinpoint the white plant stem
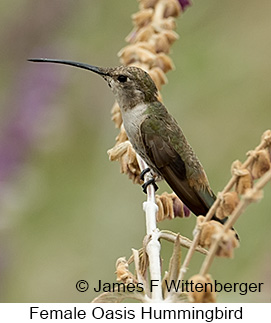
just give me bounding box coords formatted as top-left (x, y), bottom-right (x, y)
top-left (136, 154), bottom-right (163, 301)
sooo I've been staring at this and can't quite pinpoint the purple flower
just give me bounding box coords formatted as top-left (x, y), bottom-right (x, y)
top-left (173, 196), bottom-right (191, 218)
top-left (183, 204), bottom-right (191, 218)
top-left (178, 0), bottom-right (191, 10)
top-left (0, 61), bottom-right (65, 182)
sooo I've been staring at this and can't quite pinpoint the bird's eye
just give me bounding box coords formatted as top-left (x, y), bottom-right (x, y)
top-left (117, 75), bottom-right (127, 83)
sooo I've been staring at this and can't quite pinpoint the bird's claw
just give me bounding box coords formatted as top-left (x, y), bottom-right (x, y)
top-left (142, 178), bottom-right (159, 193)
top-left (140, 167), bottom-right (159, 193)
top-left (140, 167), bottom-right (150, 181)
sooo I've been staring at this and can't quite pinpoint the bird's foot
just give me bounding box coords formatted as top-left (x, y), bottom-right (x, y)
top-left (140, 168), bottom-right (159, 193)
top-left (140, 167), bottom-right (150, 181)
top-left (142, 179), bottom-right (159, 193)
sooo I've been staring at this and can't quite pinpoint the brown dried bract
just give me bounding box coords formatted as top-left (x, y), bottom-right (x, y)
top-left (261, 130), bottom-right (271, 165)
top-left (107, 140), bottom-right (142, 184)
top-left (162, 29), bottom-right (179, 44)
top-left (132, 8), bottom-right (154, 27)
top-left (215, 230), bottom-right (239, 258)
top-left (155, 16), bottom-right (176, 30)
top-left (115, 257), bottom-right (138, 284)
top-left (163, 0), bottom-right (182, 18)
top-left (111, 102), bottom-right (123, 128)
top-left (236, 173), bottom-right (253, 195)
top-left (216, 191), bottom-right (239, 220)
top-left (149, 67), bottom-right (168, 89)
top-left (134, 25), bottom-right (156, 43)
top-left (249, 149), bottom-right (270, 179)
top-left (119, 44), bottom-right (157, 66)
top-left (153, 52), bottom-right (175, 72)
top-left (115, 125), bottom-right (129, 145)
top-left (155, 192), bottom-right (187, 222)
top-left (119, 145), bottom-right (142, 183)
top-left (231, 160), bottom-right (253, 194)
top-left (150, 32), bottom-right (171, 53)
top-left (188, 274), bottom-right (216, 303)
top-left (261, 129), bottom-right (271, 147)
top-left (197, 216), bottom-right (239, 258)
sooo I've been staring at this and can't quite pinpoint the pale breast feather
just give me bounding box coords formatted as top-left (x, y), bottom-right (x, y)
top-left (121, 103), bottom-right (148, 146)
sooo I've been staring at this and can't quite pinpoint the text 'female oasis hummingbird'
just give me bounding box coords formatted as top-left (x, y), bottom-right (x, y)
top-left (28, 58), bottom-right (229, 226)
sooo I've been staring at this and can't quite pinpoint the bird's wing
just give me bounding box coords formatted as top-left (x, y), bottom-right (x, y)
top-left (140, 116), bottom-right (216, 216)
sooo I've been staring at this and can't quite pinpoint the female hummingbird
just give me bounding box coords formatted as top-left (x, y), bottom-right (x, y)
top-left (28, 58), bottom-right (234, 228)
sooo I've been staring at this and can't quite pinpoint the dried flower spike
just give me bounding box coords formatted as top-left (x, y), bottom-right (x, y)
top-left (110, 0), bottom-right (181, 186)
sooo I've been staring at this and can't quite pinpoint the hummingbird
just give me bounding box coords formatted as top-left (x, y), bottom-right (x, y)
top-left (28, 58), bottom-right (234, 228)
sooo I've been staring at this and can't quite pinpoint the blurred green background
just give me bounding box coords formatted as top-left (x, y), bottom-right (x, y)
top-left (0, 0), bottom-right (270, 302)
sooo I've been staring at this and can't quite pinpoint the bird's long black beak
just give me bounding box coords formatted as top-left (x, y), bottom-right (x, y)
top-left (28, 58), bottom-right (108, 76)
